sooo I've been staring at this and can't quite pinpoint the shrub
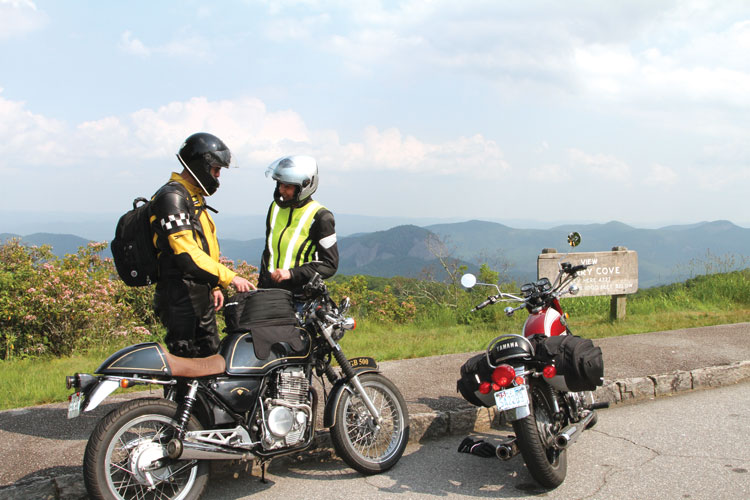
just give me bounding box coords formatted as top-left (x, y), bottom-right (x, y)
top-left (0, 240), bottom-right (149, 358)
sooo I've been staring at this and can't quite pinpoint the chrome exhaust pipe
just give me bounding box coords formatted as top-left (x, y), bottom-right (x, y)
top-left (167, 439), bottom-right (252, 461)
top-left (495, 438), bottom-right (519, 460)
top-left (554, 411), bottom-right (596, 450)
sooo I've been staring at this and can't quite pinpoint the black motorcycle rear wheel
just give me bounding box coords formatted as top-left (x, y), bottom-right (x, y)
top-left (330, 373), bottom-right (409, 474)
top-left (512, 382), bottom-right (567, 489)
top-left (83, 397), bottom-right (208, 500)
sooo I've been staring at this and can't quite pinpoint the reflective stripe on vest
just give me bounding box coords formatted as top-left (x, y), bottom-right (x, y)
top-left (267, 200), bottom-right (324, 272)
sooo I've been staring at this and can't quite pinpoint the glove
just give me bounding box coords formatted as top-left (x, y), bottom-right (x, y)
top-left (457, 437), bottom-right (496, 458)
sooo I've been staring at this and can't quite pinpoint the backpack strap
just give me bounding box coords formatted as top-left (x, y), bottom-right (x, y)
top-left (166, 181), bottom-right (210, 252)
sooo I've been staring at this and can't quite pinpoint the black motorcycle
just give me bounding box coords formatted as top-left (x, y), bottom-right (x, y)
top-left (66, 274), bottom-right (409, 500)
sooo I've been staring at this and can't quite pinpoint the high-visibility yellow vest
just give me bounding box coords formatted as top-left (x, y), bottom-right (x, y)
top-left (266, 200), bottom-right (325, 271)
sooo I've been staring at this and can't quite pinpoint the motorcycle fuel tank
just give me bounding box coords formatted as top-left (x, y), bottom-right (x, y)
top-left (522, 308), bottom-right (566, 337)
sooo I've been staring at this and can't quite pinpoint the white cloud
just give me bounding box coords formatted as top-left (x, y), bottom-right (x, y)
top-left (118, 30), bottom-right (210, 60)
top-left (0, 90), bottom-right (66, 165)
top-left (118, 31), bottom-right (151, 56)
top-left (263, 13), bottom-right (331, 41)
top-left (0, 93), bottom-right (507, 178)
top-left (690, 164), bottom-right (750, 192)
top-left (528, 163), bottom-right (570, 182)
top-left (265, 2), bottom-right (750, 118)
top-left (330, 127), bottom-right (508, 175)
top-left (0, 0), bottom-right (46, 40)
top-left (568, 148), bottom-right (631, 182)
top-left (643, 163), bottom-right (678, 187)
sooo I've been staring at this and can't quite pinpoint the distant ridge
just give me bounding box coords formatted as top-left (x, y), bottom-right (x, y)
top-left (4, 220), bottom-right (750, 288)
top-left (0, 232), bottom-right (91, 257)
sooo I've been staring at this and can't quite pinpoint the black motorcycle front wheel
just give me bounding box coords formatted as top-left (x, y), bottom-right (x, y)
top-left (512, 383), bottom-right (568, 489)
top-left (330, 373), bottom-right (409, 475)
top-left (83, 397), bottom-right (209, 500)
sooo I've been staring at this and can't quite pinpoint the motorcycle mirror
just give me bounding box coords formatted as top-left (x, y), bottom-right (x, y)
top-left (567, 231), bottom-right (581, 247)
top-left (339, 296), bottom-right (351, 315)
top-left (460, 274), bottom-right (477, 289)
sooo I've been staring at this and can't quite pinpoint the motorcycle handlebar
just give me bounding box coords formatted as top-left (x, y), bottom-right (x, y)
top-left (562, 262), bottom-right (588, 274)
top-left (472, 295), bottom-right (497, 311)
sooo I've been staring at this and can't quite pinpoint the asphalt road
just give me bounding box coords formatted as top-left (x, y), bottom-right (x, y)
top-left (1, 323), bottom-right (749, 499)
top-left (202, 382), bottom-right (750, 500)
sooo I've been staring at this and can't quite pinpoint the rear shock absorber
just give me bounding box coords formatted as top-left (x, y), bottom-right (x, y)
top-left (175, 380), bottom-right (199, 438)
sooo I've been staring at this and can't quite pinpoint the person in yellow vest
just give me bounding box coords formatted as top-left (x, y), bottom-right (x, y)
top-left (259, 155), bottom-right (338, 296)
top-left (151, 132), bottom-right (254, 357)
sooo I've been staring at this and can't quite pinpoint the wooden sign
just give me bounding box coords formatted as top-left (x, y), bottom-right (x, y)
top-left (537, 249), bottom-right (638, 297)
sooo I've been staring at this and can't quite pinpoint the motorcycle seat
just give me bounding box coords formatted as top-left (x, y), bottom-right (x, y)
top-left (164, 352), bottom-right (226, 377)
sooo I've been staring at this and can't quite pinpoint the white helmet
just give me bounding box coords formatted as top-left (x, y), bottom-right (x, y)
top-left (265, 155), bottom-right (319, 207)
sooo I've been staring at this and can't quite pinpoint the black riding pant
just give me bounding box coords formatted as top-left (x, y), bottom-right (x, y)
top-left (154, 278), bottom-right (219, 357)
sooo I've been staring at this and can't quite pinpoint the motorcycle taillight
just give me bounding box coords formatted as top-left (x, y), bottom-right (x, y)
top-left (491, 364), bottom-right (516, 388)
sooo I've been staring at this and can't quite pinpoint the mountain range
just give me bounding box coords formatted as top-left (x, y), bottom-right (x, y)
top-left (3, 220), bottom-right (749, 288)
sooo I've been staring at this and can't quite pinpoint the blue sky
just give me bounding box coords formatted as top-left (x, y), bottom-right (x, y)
top-left (1, 0), bottom-right (749, 230)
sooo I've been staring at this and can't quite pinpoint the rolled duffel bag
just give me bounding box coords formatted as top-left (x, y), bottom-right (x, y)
top-left (530, 334), bottom-right (604, 392)
top-left (224, 289), bottom-right (295, 333)
top-left (456, 352), bottom-right (495, 407)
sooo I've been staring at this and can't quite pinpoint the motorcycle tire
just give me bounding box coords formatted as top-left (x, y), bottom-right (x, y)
top-left (83, 397), bottom-right (209, 500)
top-left (330, 373), bottom-right (409, 475)
top-left (512, 382), bottom-right (568, 489)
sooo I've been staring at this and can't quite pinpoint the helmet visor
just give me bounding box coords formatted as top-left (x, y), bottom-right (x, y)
top-left (264, 155), bottom-right (316, 186)
top-left (208, 148), bottom-right (232, 168)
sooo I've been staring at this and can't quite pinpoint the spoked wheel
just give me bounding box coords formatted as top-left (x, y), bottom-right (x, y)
top-left (83, 398), bottom-right (208, 500)
top-left (330, 373), bottom-right (409, 475)
top-left (512, 382), bottom-right (568, 489)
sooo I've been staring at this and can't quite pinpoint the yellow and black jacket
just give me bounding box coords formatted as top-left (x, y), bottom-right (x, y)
top-left (150, 173), bottom-right (236, 288)
top-left (259, 198), bottom-right (338, 294)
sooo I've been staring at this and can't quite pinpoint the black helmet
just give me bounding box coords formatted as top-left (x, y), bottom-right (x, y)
top-left (176, 132), bottom-right (232, 196)
top-left (487, 334), bottom-right (534, 366)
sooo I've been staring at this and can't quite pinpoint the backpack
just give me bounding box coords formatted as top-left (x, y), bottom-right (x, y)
top-left (111, 196), bottom-right (159, 286)
top-left (111, 182), bottom-right (192, 287)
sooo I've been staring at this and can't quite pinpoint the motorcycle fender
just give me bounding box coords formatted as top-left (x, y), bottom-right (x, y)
top-left (503, 404), bottom-right (531, 421)
top-left (82, 378), bottom-right (120, 412)
top-left (323, 367), bottom-right (380, 429)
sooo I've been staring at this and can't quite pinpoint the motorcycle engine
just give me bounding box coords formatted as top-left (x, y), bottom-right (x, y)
top-left (261, 367), bottom-right (311, 450)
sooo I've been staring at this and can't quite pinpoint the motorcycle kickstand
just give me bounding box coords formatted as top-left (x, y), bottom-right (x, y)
top-left (258, 460), bottom-right (268, 484)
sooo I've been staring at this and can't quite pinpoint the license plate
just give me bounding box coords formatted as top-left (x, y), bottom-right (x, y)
top-left (67, 392), bottom-right (83, 419)
top-left (494, 385), bottom-right (529, 411)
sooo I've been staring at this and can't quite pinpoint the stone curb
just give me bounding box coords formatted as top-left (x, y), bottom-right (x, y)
top-left (2, 361), bottom-right (749, 500)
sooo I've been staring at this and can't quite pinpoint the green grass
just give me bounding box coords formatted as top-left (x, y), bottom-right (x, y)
top-left (0, 353), bottom-right (102, 410)
top-left (2, 269), bottom-right (749, 411)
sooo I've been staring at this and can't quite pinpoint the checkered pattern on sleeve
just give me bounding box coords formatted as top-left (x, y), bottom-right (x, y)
top-left (160, 213), bottom-right (192, 231)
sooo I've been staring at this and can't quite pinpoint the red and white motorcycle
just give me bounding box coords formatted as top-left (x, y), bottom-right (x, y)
top-left (457, 232), bottom-right (606, 489)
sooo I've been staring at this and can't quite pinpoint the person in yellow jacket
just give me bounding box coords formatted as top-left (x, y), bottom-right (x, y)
top-left (259, 155), bottom-right (338, 297)
top-left (151, 132), bottom-right (254, 357)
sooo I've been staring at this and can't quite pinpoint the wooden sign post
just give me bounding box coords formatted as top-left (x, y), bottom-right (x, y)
top-left (537, 247), bottom-right (638, 320)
